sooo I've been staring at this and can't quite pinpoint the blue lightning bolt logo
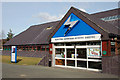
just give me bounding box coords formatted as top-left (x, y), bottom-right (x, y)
top-left (64, 16), bottom-right (79, 36)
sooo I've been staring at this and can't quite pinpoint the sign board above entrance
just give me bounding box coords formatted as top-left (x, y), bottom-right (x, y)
top-left (51, 34), bottom-right (101, 43)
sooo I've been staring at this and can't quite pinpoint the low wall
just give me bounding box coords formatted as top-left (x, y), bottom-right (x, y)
top-left (102, 55), bottom-right (120, 76)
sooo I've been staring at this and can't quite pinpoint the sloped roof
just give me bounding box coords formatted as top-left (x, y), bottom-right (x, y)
top-left (50, 7), bottom-right (120, 40)
top-left (4, 7), bottom-right (120, 46)
top-left (91, 8), bottom-right (120, 18)
top-left (4, 21), bottom-right (60, 45)
top-left (91, 8), bottom-right (120, 34)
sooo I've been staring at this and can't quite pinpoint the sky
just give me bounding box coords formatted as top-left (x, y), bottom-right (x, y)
top-left (1, 2), bottom-right (119, 39)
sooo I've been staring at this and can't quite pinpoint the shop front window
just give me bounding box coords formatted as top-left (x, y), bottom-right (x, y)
top-left (54, 43), bottom-right (64, 46)
top-left (67, 49), bottom-right (75, 58)
top-left (55, 59), bottom-right (65, 66)
top-left (67, 60), bottom-right (75, 67)
top-left (55, 48), bottom-right (65, 58)
top-left (87, 41), bottom-right (101, 45)
top-left (88, 61), bottom-right (102, 69)
top-left (76, 42), bottom-right (86, 46)
top-left (77, 61), bottom-right (87, 68)
top-left (77, 48), bottom-right (86, 59)
top-left (66, 43), bottom-right (76, 46)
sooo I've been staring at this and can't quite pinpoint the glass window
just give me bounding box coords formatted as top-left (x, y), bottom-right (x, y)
top-left (37, 46), bottom-right (41, 51)
top-left (41, 46), bottom-right (45, 51)
top-left (87, 41), bottom-right (101, 45)
top-left (26, 46), bottom-right (29, 51)
top-left (77, 61), bottom-right (87, 68)
top-left (67, 49), bottom-right (75, 58)
top-left (77, 48), bottom-right (86, 59)
top-left (88, 48), bottom-right (101, 58)
top-left (54, 43), bottom-right (64, 46)
top-left (88, 61), bottom-right (102, 69)
top-left (46, 45), bottom-right (49, 51)
top-left (111, 41), bottom-right (115, 55)
top-left (67, 60), bottom-right (75, 67)
top-left (55, 48), bottom-right (65, 58)
top-left (55, 59), bottom-right (65, 66)
top-left (29, 46), bottom-right (32, 51)
top-left (66, 43), bottom-right (76, 46)
top-left (76, 42), bottom-right (86, 46)
top-left (23, 46), bottom-right (26, 50)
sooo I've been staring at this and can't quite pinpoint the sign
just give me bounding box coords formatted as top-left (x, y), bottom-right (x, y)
top-left (51, 34), bottom-right (101, 43)
top-left (11, 46), bottom-right (17, 63)
top-left (64, 16), bottom-right (79, 36)
top-left (103, 51), bottom-right (107, 55)
top-left (88, 48), bottom-right (101, 58)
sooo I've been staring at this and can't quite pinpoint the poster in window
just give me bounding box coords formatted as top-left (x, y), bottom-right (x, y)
top-left (88, 48), bottom-right (101, 58)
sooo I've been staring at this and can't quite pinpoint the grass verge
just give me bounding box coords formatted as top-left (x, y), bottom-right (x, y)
top-left (1, 55), bottom-right (42, 65)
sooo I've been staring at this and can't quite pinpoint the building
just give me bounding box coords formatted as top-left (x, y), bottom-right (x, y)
top-left (3, 7), bottom-right (120, 75)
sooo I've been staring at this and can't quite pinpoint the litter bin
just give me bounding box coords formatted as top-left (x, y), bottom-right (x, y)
top-left (49, 59), bottom-right (51, 67)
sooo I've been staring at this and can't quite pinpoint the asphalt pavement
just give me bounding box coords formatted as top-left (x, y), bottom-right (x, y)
top-left (2, 63), bottom-right (119, 78)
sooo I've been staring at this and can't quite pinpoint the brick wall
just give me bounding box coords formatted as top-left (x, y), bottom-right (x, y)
top-left (102, 55), bottom-right (120, 76)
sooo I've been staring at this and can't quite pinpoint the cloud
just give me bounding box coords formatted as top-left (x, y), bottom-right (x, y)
top-left (32, 12), bottom-right (64, 23)
top-left (79, 8), bottom-right (86, 12)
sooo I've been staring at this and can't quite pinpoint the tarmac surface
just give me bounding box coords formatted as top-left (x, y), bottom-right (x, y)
top-left (2, 63), bottom-right (119, 78)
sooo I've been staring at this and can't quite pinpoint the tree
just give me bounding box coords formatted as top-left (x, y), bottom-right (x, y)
top-left (7, 29), bottom-right (14, 41)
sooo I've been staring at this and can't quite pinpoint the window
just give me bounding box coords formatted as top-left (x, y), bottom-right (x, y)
top-left (23, 46), bottom-right (26, 50)
top-left (26, 46), bottom-right (29, 51)
top-left (46, 45), bottom-right (49, 51)
top-left (88, 61), bottom-right (102, 69)
top-left (76, 42), bottom-right (86, 46)
top-left (41, 46), bottom-right (45, 51)
top-left (111, 41), bottom-right (115, 55)
top-left (55, 48), bottom-right (65, 58)
top-left (55, 59), bottom-right (65, 66)
top-left (67, 60), bottom-right (75, 67)
top-left (66, 43), bottom-right (76, 46)
top-left (77, 48), bottom-right (87, 59)
top-left (87, 41), bottom-right (101, 45)
top-left (37, 46), bottom-right (41, 51)
top-left (54, 43), bottom-right (64, 46)
top-left (29, 46), bottom-right (32, 51)
top-left (77, 61), bottom-right (87, 68)
top-left (67, 49), bottom-right (75, 58)
top-left (33, 46), bottom-right (37, 51)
